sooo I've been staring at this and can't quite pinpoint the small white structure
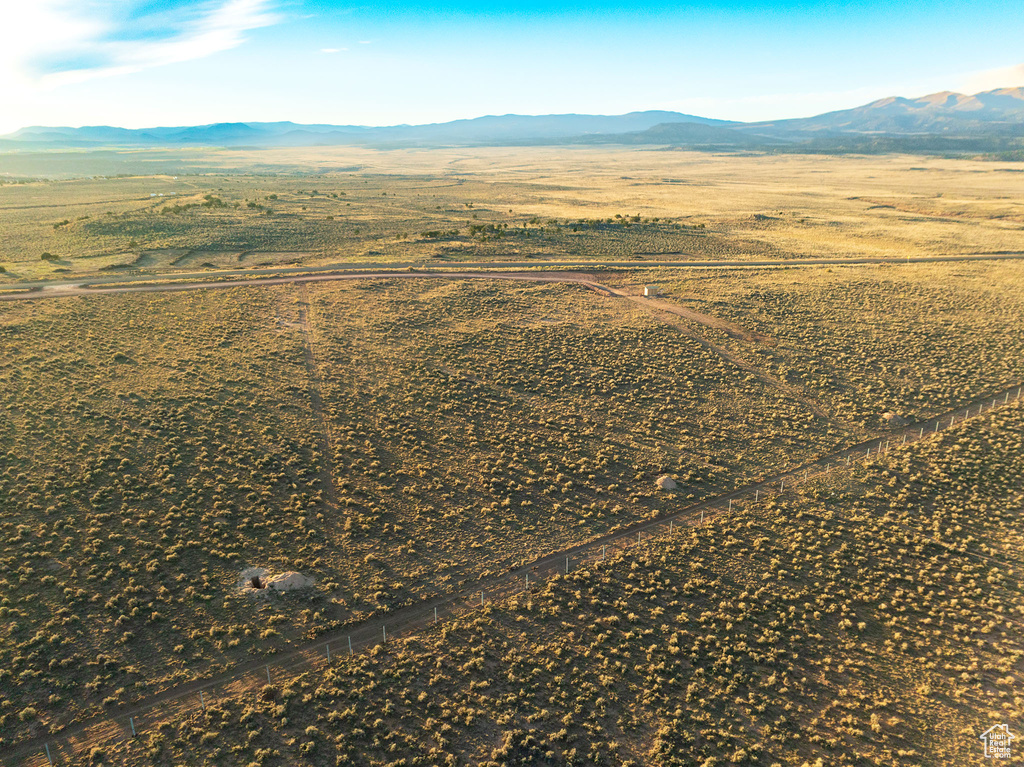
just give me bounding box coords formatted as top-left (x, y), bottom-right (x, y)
top-left (643, 285), bottom-right (659, 297)
top-left (656, 475), bottom-right (677, 491)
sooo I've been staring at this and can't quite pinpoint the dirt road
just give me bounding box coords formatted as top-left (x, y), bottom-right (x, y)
top-left (0, 270), bottom-right (616, 301)
top-left (1, 251), bottom-right (1022, 296)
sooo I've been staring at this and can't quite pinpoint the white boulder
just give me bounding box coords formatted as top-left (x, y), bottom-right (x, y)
top-left (881, 412), bottom-right (907, 427)
top-left (265, 571), bottom-right (314, 592)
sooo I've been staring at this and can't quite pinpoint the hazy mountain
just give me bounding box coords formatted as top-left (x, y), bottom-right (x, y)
top-left (5, 121), bottom-right (369, 147)
top-left (2, 88), bottom-right (1022, 151)
top-left (558, 121), bottom-right (768, 146)
top-left (4, 111), bottom-right (730, 149)
top-left (745, 87), bottom-right (1024, 136)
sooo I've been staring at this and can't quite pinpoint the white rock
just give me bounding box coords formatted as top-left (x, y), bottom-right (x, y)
top-left (656, 475), bottom-right (678, 491)
top-left (265, 571), bottom-right (314, 591)
top-left (881, 412), bottom-right (907, 427)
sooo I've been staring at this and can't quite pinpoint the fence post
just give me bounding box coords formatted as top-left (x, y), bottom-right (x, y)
top-left (383, 625), bottom-right (387, 643)
top-left (755, 489), bottom-right (759, 502)
top-left (637, 531), bottom-right (641, 545)
top-left (130, 715), bottom-right (136, 737)
top-left (565, 556), bottom-right (569, 574)
top-left (602, 544), bottom-right (606, 560)
top-left (780, 478), bottom-right (784, 491)
top-left (435, 606), bottom-right (439, 623)
top-left (920, 426), bottom-right (924, 438)
top-left (326, 643), bottom-right (330, 662)
top-left (481, 591), bottom-right (485, 607)
top-left (700, 509), bottom-right (704, 524)
top-left (266, 665), bottom-right (271, 685)
top-left (45, 743), bottom-right (53, 766)
top-left (348, 635), bottom-right (353, 655)
top-left (728, 499), bottom-right (732, 512)
top-left (670, 520), bottom-right (673, 533)
top-left (200, 690), bottom-right (205, 711)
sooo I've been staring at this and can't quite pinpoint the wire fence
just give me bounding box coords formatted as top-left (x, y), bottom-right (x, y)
top-left (6, 383), bottom-right (1023, 767)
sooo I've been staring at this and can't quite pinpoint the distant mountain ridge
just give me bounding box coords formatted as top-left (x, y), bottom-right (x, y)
top-left (745, 87), bottom-right (1024, 136)
top-left (5, 111), bottom-right (731, 149)
top-left (3, 88), bottom-right (1023, 150)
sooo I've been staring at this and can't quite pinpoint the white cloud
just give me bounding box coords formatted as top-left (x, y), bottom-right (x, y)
top-left (0, 0), bottom-right (279, 91)
top-left (956, 62), bottom-right (1024, 94)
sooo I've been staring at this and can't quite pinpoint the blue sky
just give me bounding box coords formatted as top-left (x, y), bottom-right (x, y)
top-left (1, 0), bottom-right (1022, 132)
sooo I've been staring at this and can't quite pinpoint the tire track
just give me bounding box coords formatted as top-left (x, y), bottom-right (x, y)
top-left (297, 282), bottom-right (340, 512)
top-left (633, 304), bottom-right (845, 428)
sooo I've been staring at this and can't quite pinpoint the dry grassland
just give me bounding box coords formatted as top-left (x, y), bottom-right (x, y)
top-left (0, 275), bottom-right (857, 748)
top-left (606, 260), bottom-right (1024, 426)
top-left (2, 257), bottom-right (1022, 752)
top-left (1, 147), bottom-right (1023, 764)
top-left (1, 148), bottom-right (1021, 282)
top-left (92, 400), bottom-right (1024, 767)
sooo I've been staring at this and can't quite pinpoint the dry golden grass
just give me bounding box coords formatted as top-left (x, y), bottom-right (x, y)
top-left (1, 148), bottom-right (1021, 282)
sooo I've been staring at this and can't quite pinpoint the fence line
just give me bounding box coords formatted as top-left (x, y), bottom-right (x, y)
top-left (6, 382), bottom-right (1022, 767)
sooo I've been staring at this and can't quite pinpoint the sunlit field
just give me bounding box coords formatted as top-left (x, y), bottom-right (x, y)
top-left (1, 147), bottom-right (1021, 282)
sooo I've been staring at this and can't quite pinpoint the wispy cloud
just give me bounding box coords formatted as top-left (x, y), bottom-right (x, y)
top-left (1, 0), bottom-right (280, 90)
top-left (956, 62), bottom-right (1024, 94)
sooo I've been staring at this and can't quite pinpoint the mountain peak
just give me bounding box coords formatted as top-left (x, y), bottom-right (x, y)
top-left (759, 85), bottom-right (1024, 135)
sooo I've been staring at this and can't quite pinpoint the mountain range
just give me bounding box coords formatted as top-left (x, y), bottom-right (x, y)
top-left (3, 88), bottom-right (1023, 152)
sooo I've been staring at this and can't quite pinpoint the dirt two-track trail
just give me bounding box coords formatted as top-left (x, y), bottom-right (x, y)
top-left (295, 282), bottom-right (340, 508)
top-left (4, 382), bottom-right (1023, 767)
